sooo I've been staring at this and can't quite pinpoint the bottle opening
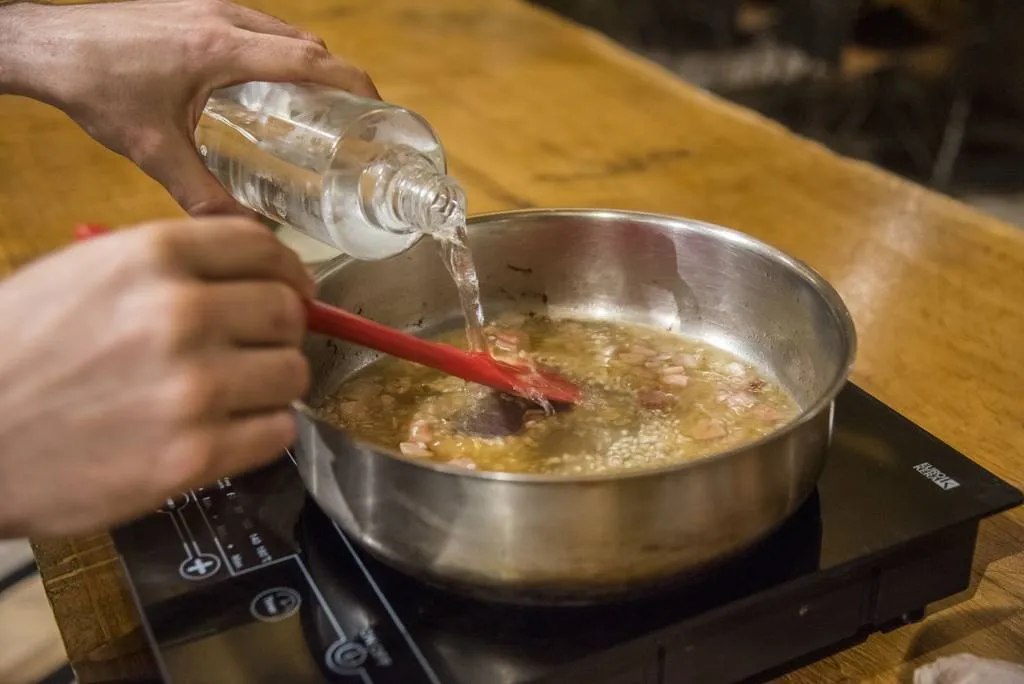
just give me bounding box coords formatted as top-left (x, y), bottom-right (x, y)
top-left (360, 147), bottom-right (466, 239)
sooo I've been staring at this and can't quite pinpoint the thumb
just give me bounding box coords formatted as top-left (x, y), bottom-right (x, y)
top-left (138, 128), bottom-right (258, 219)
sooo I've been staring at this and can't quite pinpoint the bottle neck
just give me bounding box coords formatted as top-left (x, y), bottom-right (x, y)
top-left (361, 148), bottom-right (466, 239)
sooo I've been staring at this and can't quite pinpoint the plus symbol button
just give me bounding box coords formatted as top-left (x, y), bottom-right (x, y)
top-left (179, 553), bottom-right (222, 581)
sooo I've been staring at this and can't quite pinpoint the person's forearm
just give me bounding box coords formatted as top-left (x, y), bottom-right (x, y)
top-left (0, 2), bottom-right (38, 97)
top-left (0, 3), bottom-right (31, 96)
top-left (0, 2), bottom-right (62, 103)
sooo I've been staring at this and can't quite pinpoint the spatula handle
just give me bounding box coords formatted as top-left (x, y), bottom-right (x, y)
top-left (305, 300), bottom-right (511, 386)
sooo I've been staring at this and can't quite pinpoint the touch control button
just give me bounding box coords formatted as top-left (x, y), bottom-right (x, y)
top-left (250, 587), bottom-right (302, 622)
top-left (178, 554), bottom-right (221, 581)
top-left (325, 639), bottom-right (368, 675)
top-left (158, 493), bottom-right (190, 512)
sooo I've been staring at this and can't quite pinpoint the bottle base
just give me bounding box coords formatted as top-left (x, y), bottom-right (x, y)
top-left (273, 223), bottom-right (344, 265)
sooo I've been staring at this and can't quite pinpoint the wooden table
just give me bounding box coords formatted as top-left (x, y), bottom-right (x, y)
top-left (2, 0), bottom-right (1022, 681)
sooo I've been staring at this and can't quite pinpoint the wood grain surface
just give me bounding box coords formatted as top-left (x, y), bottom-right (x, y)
top-left (1, 0), bottom-right (1021, 681)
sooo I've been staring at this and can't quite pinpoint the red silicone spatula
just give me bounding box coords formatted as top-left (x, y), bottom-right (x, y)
top-left (304, 301), bottom-right (580, 404)
top-left (74, 224), bottom-right (582, 405)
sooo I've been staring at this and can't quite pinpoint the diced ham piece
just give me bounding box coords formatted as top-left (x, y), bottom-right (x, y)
top-left (409, 420), bottom-right (434, 443)
top-left (492, 338), bottom-right (519, 355)
top-left (725, 362), bottom-right (746, 377)
top-left (486, 327), bottom-right (527, 360)
top-left (399, 441), bottom-right (432, 458)
top-left (719, 391), bottom-right (756, 411)
top-left (492, 349), bottom-right (521, 366)
top-left (674, 352), bottom-right (702, 369)
top-left (487, 328), bottom-right (525, 347)
top-left (751, 404), bottom-right (784, 421)
top-left (626, 344), bottom-right (657, 357)
top-left (691, 419), bottom-right (727, 440)
top-left (747, 378), bottom-right (767, 393)
top-left (661, 373), bottom-right (689, 387)
top-left (639, 389), bottom-right (675, 410)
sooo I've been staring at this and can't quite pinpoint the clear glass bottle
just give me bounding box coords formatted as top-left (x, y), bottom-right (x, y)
top-left (194, 82), bottom-right (466, 260)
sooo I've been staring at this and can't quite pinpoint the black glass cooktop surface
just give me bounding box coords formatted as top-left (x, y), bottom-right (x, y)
top-left (111, 384), bottom-right (1022, 684)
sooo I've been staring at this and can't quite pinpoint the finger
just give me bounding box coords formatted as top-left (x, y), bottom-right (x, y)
top-left (219, 32), bottom-right (380, 98)
top-left (205, 281), bottom-right (306, 347)
top-left (220, 3), bottom-right (325, 46)
top-left (190, 348), bottom-right (310, 416)
top-left (154, 218), bottom-right (314, 297)
top-left (135, 126), bottom-right (259, 219)
top-left (185, 410), bottom-right (297, 488)
top-left (217, 410), bottom-right (298, 477)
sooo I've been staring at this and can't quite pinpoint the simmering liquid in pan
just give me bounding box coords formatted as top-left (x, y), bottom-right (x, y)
top-left (318, 314), bottom-right (801, 476)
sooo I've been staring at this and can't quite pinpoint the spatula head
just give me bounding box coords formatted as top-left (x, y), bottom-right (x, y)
top-left (479, 356), bottom-right (582, 406)
top-left (457, 392), bottom-right (574, 437)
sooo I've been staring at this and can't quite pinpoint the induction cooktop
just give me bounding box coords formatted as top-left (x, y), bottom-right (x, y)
top-left (111, 383), bottom-right (1022, 684)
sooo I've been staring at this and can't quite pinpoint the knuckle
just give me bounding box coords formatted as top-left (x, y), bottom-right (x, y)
top-left (338, 64), bottom-right (378, 97)
top-left (269, 284), bottom-right (306, 340)
top-left (191, 21), bottom-right (234, 60)
top-left (206, 216), bottom-right (265, 236)
top-left (159, 430), bottom-right (218, 489)
top-left (239, 415), bottom-right (296, 472)
top-left (353, 69), bottom-right (376, 92)
top-left (189, 0), bottom-right (227, 19)
top-left (265, 413), bottom-right (299, 453)
top-left (167, 364), bottom-right (221, 421)
top-left (281, 350), bottom-right (311, 398)
top-left (243, 218), bottom-right (280, 247)
top-left (227, 216), bottom-right (273, 245)
top-left (136, 222), bottom-right (180, 266)
top-left (246, 225), bottom-right (296, 273)
top-left (301, 31), bottom-right (327, 48)
top-left (156, 284), bottom-right (209, 353)
top-left (295, 41), bottom-right (330, 68)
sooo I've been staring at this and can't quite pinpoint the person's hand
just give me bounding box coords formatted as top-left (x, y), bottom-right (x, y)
top-left (0, 218), bottom-right (314, 537)
top-left (915, 654), bottom-right (1024, 684)
top-left (0, 0), bottom-right (378, 216)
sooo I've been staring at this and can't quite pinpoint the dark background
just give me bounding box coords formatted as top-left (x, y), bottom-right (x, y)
top-left (531, 0), bottom-right (1024, 226)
